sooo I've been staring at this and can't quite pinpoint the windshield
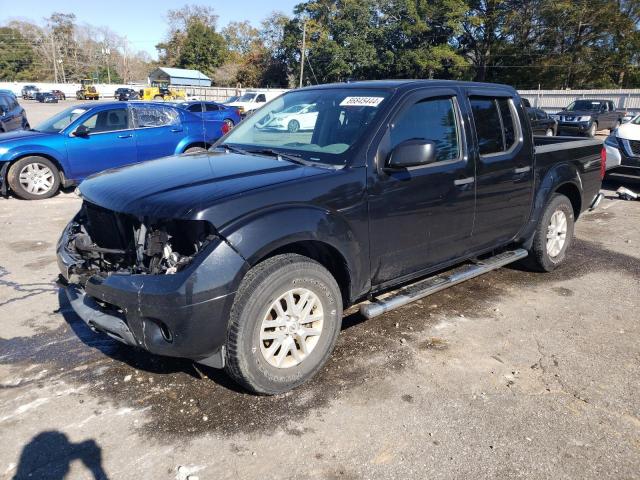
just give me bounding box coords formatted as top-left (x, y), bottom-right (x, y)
top-left (238, 93), bottom-right (257, 102)
top-left (219, 88), bottom-right (391, 165)
top-left (566, 100), bottom-right (602, 111)
top-left (35, 106), bottom-right (87, 133)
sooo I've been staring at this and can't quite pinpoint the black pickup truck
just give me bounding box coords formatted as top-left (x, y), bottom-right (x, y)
top-left (552, 99), bottom-right (625, 137)
top-left (57, 80), bottom-right (604, 394)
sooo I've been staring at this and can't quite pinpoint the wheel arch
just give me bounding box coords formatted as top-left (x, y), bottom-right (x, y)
top-left (4, 152), bottom-right (67, 186)
top-left (215, 206), bottom-right (368, 306)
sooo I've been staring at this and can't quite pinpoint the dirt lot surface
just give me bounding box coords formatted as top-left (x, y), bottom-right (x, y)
top-left (0, 175), bottom-right (639, 480)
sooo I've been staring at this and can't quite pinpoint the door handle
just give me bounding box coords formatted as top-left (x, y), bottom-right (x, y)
top-left (514, 166), bottom-right (531, 174)
top-left (170, 127), bottom-right (183, 133)
top-left (118, 133), bottom-right (132, 139)
top-left (454, 177), bottom-right (475, 186)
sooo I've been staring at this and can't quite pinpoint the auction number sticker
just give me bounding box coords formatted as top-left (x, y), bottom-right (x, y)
top-left (340, 96), bottom-right (385, 107)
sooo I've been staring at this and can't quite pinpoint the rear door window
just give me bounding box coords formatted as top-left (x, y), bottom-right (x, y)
top-left (187, 103), bottom-right (203, 113)
top-left (470, 96), bottom-right (519, 155)
top-left (134, 105), bottom-right (180, 128)
top-left (205, 103), bottom-right (220, 112)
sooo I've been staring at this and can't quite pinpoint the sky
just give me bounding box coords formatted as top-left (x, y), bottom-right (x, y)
top-left (0, 0), bottom-right (301, 59)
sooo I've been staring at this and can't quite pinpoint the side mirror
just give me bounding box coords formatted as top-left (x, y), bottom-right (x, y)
top-left (73, 125), bottom-right (90, 137)
top-left (387, 139), bottom-right (437, 169)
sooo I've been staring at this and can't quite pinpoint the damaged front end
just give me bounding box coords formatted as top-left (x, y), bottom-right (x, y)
top-left (57, 201), bottom-right (249, 369)
top-left (60, 201), bottom-right (216, 284)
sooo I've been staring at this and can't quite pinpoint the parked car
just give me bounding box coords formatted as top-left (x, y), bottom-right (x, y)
top-left (255, 103), bottom-right (319, 132)
top-left (21, 85), bottom-right (39, 100)
top-left (36, 92), bottom-right (58, 103)
top-left (551, 99), bottom-right (624, 137)
top-left (622, 111), bottom-right (639, 124)
top-left (56, 80), bottom-right (604, 394)
top-left (0, 89), bottom-right (17, 98)
top-left (227, 89), bottom-right (287, 116)
top-left (171, 101), bottom-right (241, 128)
top-left (0, 92), bottom-right (29, 133)
top-left (526, 107), bottom-right (557, 136)
top-left (603, 117), bottom-right (640, 176)
top-left (114, 88), bottom-right (139, 101)
top-left (51, 90), bottom-right (66, 101)
top-left (0, 102), bottom-right (230, 199)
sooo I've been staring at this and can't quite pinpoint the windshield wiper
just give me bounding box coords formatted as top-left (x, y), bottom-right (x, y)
top-left (247, 148), bottom-right (310, 165)
top-left (218, 143), bottom-right (252, 156)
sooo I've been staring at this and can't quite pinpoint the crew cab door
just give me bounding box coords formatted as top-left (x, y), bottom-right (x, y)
top-left (65, 106), bottom-right (136, 180)
top-left (132, 104), bottom-right (186, 161)
top-left (465, 91), bottom-right (534, 250)
top-left (367, 89), bottom-right (476, 285)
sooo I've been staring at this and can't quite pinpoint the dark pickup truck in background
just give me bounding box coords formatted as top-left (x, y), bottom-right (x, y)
top-left (551, 99), bottom-right (625, 137)
top-left (57, 80), bottom-right (604, 394)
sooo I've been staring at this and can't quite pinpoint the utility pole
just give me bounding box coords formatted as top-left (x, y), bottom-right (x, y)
top-left (102, 46), bottom-right (111, 84)
top-left (50, 33), bottom-right (58, 83)
top-left (299, 21), bottom-right (306, 88)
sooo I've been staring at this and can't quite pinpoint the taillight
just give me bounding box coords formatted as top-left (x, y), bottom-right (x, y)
top-left (221, 122), bottom-right (230, 135)
top-left (600, 147), bottom-right (606, 180)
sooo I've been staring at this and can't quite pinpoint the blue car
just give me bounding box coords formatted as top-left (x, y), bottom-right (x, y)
top-left (0, 101), bottom-right (229, 200)
top-left (171, 101), bottom-right (241, 129)
top-left (0, 92), bottom-right (29, 133)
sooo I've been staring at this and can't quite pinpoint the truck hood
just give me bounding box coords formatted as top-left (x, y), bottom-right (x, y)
top-left (79, 151), bottom-right (330, 219)
top-left (556, 110), bottom-right (597, 117)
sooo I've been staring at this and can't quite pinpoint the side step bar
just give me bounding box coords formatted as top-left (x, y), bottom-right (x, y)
top-left (360, 249), bottom-right (528, 319)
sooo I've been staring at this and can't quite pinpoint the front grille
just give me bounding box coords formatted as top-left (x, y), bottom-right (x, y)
top-left (83, 202), bottom-right (135, 250)
top-left (628, 139), bottom-right (640, 156)
top-left (563, 116), bottom-right (575, 122)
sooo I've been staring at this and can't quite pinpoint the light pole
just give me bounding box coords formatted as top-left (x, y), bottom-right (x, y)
top-left (299, 21), bottom-right (306, 88)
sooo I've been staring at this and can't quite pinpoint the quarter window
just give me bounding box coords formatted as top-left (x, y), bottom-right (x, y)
top-left (470, 97), bottom-right (518, 155)
top-left (390, 97), bottom-right (460, 163)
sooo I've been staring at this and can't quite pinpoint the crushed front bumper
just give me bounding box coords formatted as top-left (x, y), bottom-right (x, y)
top-left (57, 220), bottom-right (249, 368)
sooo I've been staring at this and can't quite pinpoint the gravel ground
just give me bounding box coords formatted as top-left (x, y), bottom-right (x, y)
top-left (0, 180), bottom-right (638, 480)
top-left (0, 100), bottom-right (637, 480)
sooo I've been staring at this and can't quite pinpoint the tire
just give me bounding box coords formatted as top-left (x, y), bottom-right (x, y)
top-left (527, 193), bottom-right (575, 272)
top-left (587, 122), bottom-right (597, 137)
top-left (223, 118), bottom-right (235, 129)
top-left (225, 253), bottom-right (343, 395)
top-left (7, 156), bottom-right (60, 200)
top-left (287, 119), bottom-right (300, 133)
top-left (545, 128), bottom-right (554, 137)
top-left (184, 146), bottom-right (207, 154)
top-left (612, 121), bottom-right (621, 132)
top-left (153, 95), bottom-right (163, 100)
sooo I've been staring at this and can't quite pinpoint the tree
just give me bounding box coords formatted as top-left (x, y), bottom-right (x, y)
top-left (0, 27), bottom-right (38, 80)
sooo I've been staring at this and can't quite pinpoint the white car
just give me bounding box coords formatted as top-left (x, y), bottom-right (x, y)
top-left (256, 103), bottom-right (319, 132)
top-left (603, 117), bottom-right (640, 173)
top-left (228, 90), bottom-right (288, 116)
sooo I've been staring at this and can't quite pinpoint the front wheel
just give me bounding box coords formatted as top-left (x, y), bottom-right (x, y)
top-left (527, 193), bottom-right (575, 272)
top-left (225, 254), bottom-right (343, 395)
top-left (287, 119), bottom-right (300, 133)
top-left (545, 128), bottom-right (554, 137)
top-left (587, 122), bottom-right (597, 137)
top-left (7, 156), bottom-right (60, 200)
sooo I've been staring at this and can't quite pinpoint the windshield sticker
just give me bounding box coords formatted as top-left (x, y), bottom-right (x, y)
top-left (340, 96), bottom-right (385, 107)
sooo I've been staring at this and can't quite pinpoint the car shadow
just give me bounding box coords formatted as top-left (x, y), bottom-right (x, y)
top-left (11, 431), bottom-right (109, 480)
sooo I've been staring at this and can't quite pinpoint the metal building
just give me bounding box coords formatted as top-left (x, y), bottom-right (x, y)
top-left (148, 67), bottom-right (212, 87)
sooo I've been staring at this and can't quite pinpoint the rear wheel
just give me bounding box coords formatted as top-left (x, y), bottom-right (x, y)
top-left (527, 193), bottom-right (575, 272)
top-left (225, 254), bottom-right (343, 395)
top-left (223, 118), bottom-right (235, 129)
top-left (184, 146), bottom-right (207, 154)
top-left (7, 156), bottom-right (60, 200)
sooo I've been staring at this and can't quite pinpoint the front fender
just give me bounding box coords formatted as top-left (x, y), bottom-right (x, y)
top-left (3, 144), bottom-right (69, 175)
top-left (219, 205), bottom-right (369, 302)
top-left (518, 162), bottom-right (582, 247)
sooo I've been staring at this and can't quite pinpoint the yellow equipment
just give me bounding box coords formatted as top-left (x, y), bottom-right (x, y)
top-left (139, 84), bottom-right (186, 101)
top-left (76, 79), bottom-right (100, 100)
